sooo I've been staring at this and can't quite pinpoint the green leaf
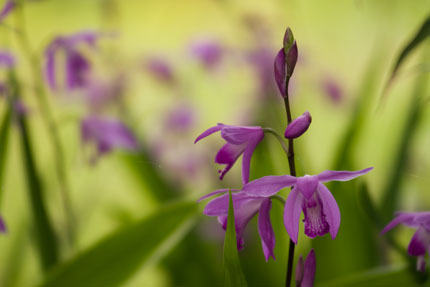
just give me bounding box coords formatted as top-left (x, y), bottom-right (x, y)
top-left (41, 201), bottom-right (197, 287)
top-left (319, 265), bottom-right (428, 287)
top-left (223, 191), bottom-right (247, 287)
top-left (383, 15), bottom-right (430, 96)
top-left (10, 71), bottom-right (59, 271)
top-left (0, 105), bottom-right (12, 205)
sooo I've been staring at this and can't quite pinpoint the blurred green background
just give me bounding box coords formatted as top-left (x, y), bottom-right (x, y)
top-left (0, 0), bottom-right (429, 286)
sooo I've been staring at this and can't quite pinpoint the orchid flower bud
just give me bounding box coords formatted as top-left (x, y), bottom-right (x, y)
top-left (274, 27), bottom-right (298, 97)
top-left (295, 255), bottom-right (304, 286)
top-left (284, 111), bottom-right (312, 139)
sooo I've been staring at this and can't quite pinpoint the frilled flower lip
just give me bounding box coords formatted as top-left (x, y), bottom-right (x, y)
top-left (194, 124), bottom-right (264, 184)
top-left (242, 167), bottom-right (373, 243)
top-left (199, 190), bottom-right (276, 261)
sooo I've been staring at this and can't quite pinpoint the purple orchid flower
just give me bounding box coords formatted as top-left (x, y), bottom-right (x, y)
top-left (0, 50), bottom-right (15, 68)
top-left (381, 212), bottom-right (430, 272)
top-left (164, 103), bottom-right (196, 132)
top-left (44, 31), bottom-right (101, 91)
top-left (81, 116), bottom-right (138, 160)
top-left (189, 37), bottom-right (224, 70)
top-left (284, 111), bottom-right (312, 139)
top-left (242, 167), bottom-right (373, 243)
top-left (200, 189), bottom-right (275, 261)
top-left (295, 249), bottom-right (316, 287)
top-left (0, 215), bottom-right (6, 233)
top-left (194, 124), bottom-right (264, 184)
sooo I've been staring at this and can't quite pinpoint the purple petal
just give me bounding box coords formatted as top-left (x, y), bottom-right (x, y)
top-left (146, 57), bottom-right (174, 83)
top-left (189, 38), bottom-right (223, 69)
top-left (284, 111), bottom-right (312, 139)
top-left (65, 50), bottom-right (90, 90)
top-left (258, 198), bottom-right (275, 261)
top-left (317, 183), bottom-right (341, 239)
top-left (295, 255), bottom-right (304, 284)
top-left (215, 143), bottom-right (246, 180)
top-left (0, 50), bottom-right (15, 68)
top-left (301, 249), bottom-right (316, 287)
top-left (197, 189), bottom-right (239, 202)
top-left (44, 48), bottom-right (57, 90)
top-left (274, 48), bottom-right (286, 97)
top-left (243, 175), bottom-right (297, 197)
top-left (407, 227), bottom-right (430, 256)
top-left (284, 187), bottom-right (303, 244)
top-left (221, 126), bottom-right (263, 145)
top-left (285, 41), bottom-right (298, 78)
top-left (0, 0), bottom-right (15, 22)
top-left (0, 215), bottom-right (6, 233)
top-left (194, 124), bottom-right (224, 143)
top-left (381, 213), bottom-right (417, 234)
top-left (296, 175), bottom-right (319, 200)
top-left (241, 136), bottom-right (263, 184)
top-left (317, 167), bottom-right (373, 183)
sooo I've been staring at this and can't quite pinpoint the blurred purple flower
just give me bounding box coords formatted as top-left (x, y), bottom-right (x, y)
top-left (44, 31), bottom-right (101, 91)
top-left (85, 73), bottom-right (126, 112)
top-left (381, 212), bottom-right (430, 272)
top-left (0, 50), bottom-right (15, 68)
top-left (321, 77), bottom-right (343, 103)
top-left (284, 111), bottom-right (312, 139)
top-left (81, 116), bottom-right (138, 159)
top-left (295, 249), bottom-right (316, 287)
top-left (0, 215), bottom-right (6, 233)
top-left (195, 124), bottom-right (264, 184)
top-left (189, 37), bottom-right (224, 70)
top-left (243, 167), bottom-right (373, 243)
top-left (164, 104), bottom-right (196, 132)
top-left (0, 0), bottom-right (15, 22)
top-left (145, 57), bottom-right (175, 83)
top-left (200, 190), bottom-right (275, 261)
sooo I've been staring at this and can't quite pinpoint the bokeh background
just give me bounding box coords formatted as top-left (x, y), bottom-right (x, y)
top-left (0, 0), bottom-right (429, 286)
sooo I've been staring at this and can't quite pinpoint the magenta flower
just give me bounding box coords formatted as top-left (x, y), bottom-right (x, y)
top-left (295, 249), bottom-right (316, 287)
top-left (381, 212), bottom-right (430, 272)
top-left (200, 190), bottom-right (275, 261)
top-left (243, 167), bottom-right (373, 243)
top-left (189, 37), bottom-right (224, 70)
top-left (44, 31), bottom-right (101, 91)
top-left (194, 124), bottom-right (264, 184)
top-left (81, 116), bottom-right (138, 160)
top-left (284, 111), bottom-right (312, 139)
top-left (0, 215), bottom-right (6, 233)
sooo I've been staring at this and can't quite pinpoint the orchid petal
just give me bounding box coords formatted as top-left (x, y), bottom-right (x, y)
top-left (408, 227), bottom-right (430, 256)
top-left (221, 126), bottom-right (263, 145)
top-left (317, 183), bottom-right (341, 239)
top-left (241, 137), bottom-right (262, 184)
top-left (301, 249), bottom-right (316, 287)
top-left (296, 175), bottom-right (318, 199)
top-left (243, 175), bottom-right (297, 197)
top-left (381, 213), bottom-right (417, 234)
top-left (317, 167), bottom-right (373, 183)
top-left (258, 198), bottom-right (275, 261)
top-left (215, 143), bottom-right (246, 180)
top-left (194, 124), bottom-right (223, 143)
top-left (284, 187), bottom-right (303, 244)
top-left (274, 48), bottom-right (286, 97)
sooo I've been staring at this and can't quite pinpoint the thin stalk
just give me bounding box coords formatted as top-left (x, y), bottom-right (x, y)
top-left (262, 128), bottom-right (289, 157)
top-left (283, 77), bottom-right (297, 287)
top-left (14, 2), bottom-right (75, 247)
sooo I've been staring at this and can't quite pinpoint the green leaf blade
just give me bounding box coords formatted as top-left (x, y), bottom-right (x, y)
top-left (41, 201), bottom-right (197, 287)
top-left (223, 191), bottom-right (247, 287)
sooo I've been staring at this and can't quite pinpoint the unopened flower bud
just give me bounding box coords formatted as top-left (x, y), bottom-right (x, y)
top-left (284, 111), bottom-right (312, 139)
top-left (274, 27), bottom-right (298, 97)
top-left (295, 255), bottom-right (304, 286)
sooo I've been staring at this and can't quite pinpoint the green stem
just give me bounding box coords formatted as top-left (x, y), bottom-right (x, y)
top-left (262, 128), bottom-right (289, 157)
top-left (14, 2), bottom-right (75, 247)
top-left (283, 77), bottom-right (297, 287)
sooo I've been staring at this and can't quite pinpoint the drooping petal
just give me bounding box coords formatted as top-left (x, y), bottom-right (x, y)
top-left (284, 111), bottom-right (312, 139)
top-left (301, 249), bottom-right (316, 287)
top-left (258, 198), bottom-right (275, 261)
top-left (215, 142), bottom-right (246, 180)
top-left (194, 124), bottom-right (224, 143)
top-left (221, 126), bottom-right (263, 145)
top-left (284, 187), bottom-right (303, 244)
top-left (243, 175), bottom-right (297, 197)
top-left (296, 175), bottom-right (319, 199)
top-left (241, 136), bottom-right (263, 184)
top-left (317, 183), bottom-right (341, 239)
top-left (274, 48), bottom-right (286, 97)
top-left (198, 189), bottom-right (240, 202)
top-left (408, 227), bottom-right (430, 256)
top-left (381, 213), bottom-right (417, 234)
top-left (317, 167), bottom-right (373, 183)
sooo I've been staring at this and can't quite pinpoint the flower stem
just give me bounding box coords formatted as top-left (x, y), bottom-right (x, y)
top-left (262, 128), bottom-right (289, 157)
top-left (283, 77), bottom-right (297, 287)
top-left (14, 3), bottom-right (76, 249)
